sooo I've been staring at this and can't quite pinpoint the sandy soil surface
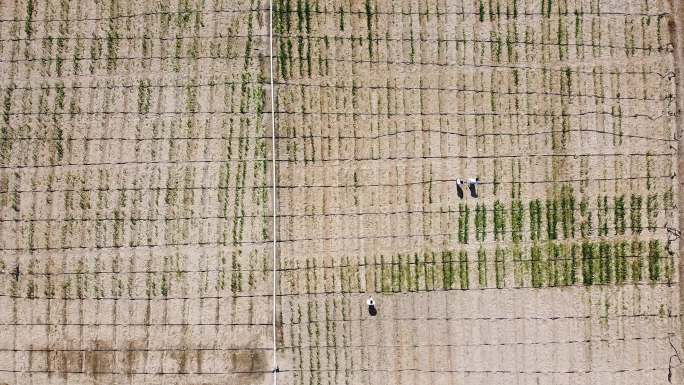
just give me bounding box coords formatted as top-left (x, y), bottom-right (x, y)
top-left (0, 0), bottom-right (681, 384)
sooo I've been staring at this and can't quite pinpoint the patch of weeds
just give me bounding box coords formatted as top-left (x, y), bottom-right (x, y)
top-left (495, 247), bottom-right (505, 288)
top-left (414, 253), bottom-right (424, 292)
top-left (545, 0), bottom-right (553, 18)
top-left (546, 198), bottom-right (558, 240)
top-left (512, 246), bottom-right (524, 287)
top-left (665, 251), bottom-right (674, 284)
top-left (648, 240), bottom-right (661, 282)
top-left (574, 10), bottom-right (583, 57)
top-left (380, 255), bottom-right (390, 292)
top-left (529, 199), bottom-right (542, 240)
top-left (566, 243), bottom-right (579, 285)
top-left (512, 0), bottom-right (518, 18)
top-left (424, 252), bottom-right (435, 291)
top-left (112, 209), bottom-right (123, 247)
top-left (279, 38), bottom-right (289, 79)
top-left (613, 195), bottom-right (625, 235)
top-left (0, 92), bottom-right (13, 163)
top-left (137, 80), bottom-right (152, 113)
top-left (106, 29), bottom-right (120, 72)
top-left (646, 194), bottom-right (659, 232)
top-left (531, 244), bottom-right (543, 288)
top-left (614, 241), bottom-right (628, 284)
top-left (392, 254), bottom-right (401, 292)
top-left (557, 15), bottom-right (568, 60)
top-left (597, 196), bottom-right (608, 236)
top-left (25, 0), bottom-right (34, 38)
top-left (663, 187), bottom-right (674, 213)
top-left (631, 240), bottom-right (643, 282)
top-left (401, 254), bottom-right (411, 291)
top-left (405, 27), bottom-right (414, 62)
top-left (630, 194), bottom-right (642, 234)
top-left (365, 0), bottom-right (374, 59)
top-left (458, 251), bottom-right (468, 289)
top-left (493, 201), bottom-right (505, 241)
top-left (26, 279), bottom-right (35, 299)
top-left (160, 274), bottom-right (169, 297)
top-left (477, 247), bottom-right (487, 287)
top-left (442, 251), bottom-right (454, 289)
top-left (55, 37), bottom-right (65, 76)
top-left (645, 152), bottom-right (653, 190)
top-left (510, 200), bottom-right (523, 242)
top-left (185, 83), bottom-right (198, 113)
top-left (598, 241), bottom-right (612, 284)
top-left (297, 35), bottom-right (304, 76)
top-left (579, 199), bottom-right (592, 237)
top-left (458, 203), bottom-right (469, 243)
top-left (217, 254), bottom-right (227, 290)
top-left (10, 177), bottom-right (20, 212)
top-left (581, 241), bottom-right (595, 285)
top-left (231, 252), bottom-right (242, 293)
top-left (306, 36), bottom-right (312, 76)
top-left (475, 203), bottom-right (486, 241)
top-left (491, 31), bottom-right (502, 63)
top-left (560, 185), bottom-right (575, 238)
top-left (296, 0), bottom-right (303, 32)
top-left (547, 242), bottom-right (561, 287)
top-left (2, 85), bottom-right (13, 126)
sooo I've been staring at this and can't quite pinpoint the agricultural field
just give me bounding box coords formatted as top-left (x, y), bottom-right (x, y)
top-left (0, 0), bottom-right (682, 384)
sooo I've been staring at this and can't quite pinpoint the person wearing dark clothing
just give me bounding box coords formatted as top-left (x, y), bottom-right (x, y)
top-left (367, 297), bottom-right (377, 316)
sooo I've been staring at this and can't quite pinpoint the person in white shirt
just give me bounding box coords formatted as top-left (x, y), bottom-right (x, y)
top-left (456, 178), bottom-right (480, 198)
top-left (367, 297), bottom-right (377, 316)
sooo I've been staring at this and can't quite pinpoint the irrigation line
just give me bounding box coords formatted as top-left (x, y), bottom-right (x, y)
top-left (1, 81), bottom-right (674, 106)
top-left (0, 244), bottom-right (675, 278)
top-left (0, 32), bottom-right (669, 53)
top-left (0, 51), bottom-right (676, 75)
top-left (0, 152), bottom-right (676, 170)
top-left (0, 367), bottom-right (667, 376)
top-left (268, 0), bottom-right (279, 382)
top-left (0, 280), bottom-right (678, 302)
top-left (1, 128), bottom-right (675, 143)
top-left (1, 313), bottom-right (677, 329)
top-left (0, 109), bottom-right (672, 119)
top-left (0, 173), bottom-right (675, 195)
top-left (0, 335), bottom-right (673, 353)
top-left (0, 7), bottom-right (671, 24)
top-left (0, 223), bottom-right (671, 253)
top-left (0, 205), bottom-right (673, 223)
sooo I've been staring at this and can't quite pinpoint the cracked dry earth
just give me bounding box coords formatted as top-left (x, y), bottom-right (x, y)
top-left (0, 0), bottom-right (683, 384)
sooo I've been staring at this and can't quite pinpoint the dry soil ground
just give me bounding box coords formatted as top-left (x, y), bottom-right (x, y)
top-left (0, 0), bottom-right (682, 384)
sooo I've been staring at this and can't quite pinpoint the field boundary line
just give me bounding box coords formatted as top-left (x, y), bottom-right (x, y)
top-left (268, 0), bottom-right (279, 383)
top-left (673, 0), bottom-right (684, 371)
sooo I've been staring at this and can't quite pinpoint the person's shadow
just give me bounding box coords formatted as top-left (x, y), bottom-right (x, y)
top-left (469, 183), bottom-right (478, 198)
top-left (456, 184), bottom-right (464, 199)
top-left (368, 304), bottom-right (377, 316)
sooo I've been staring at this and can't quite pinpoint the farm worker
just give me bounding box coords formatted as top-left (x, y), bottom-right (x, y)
top-left (467, 178), bottom-right (479, 185)
top-left (467, 178), bottom-right (480, 198)
top-left (455, 179), bottom-right (465, 199)
top-left (456, 178), bottom-right (479, 186)
top-left (456, 178), bottom-right (480, 198)
top-left (367, 297), bottom-right (377, 316)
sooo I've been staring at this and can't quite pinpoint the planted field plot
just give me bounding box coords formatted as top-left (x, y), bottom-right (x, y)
top-left (0, 0), bottom-right (682, 385)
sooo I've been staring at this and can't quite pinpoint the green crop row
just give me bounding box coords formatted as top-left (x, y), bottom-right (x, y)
top-left (458, 192), bottom-right (666, 243)
top-left (275, 239), bottom-right (672, 297)
top-left (3, 235), bottom-right (673, 301)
